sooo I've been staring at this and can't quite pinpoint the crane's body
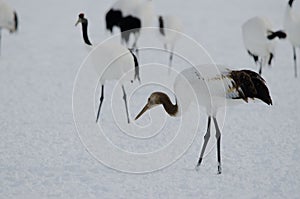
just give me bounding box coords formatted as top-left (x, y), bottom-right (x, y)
top-left (76, 13), bottom-right (140, 123)
top-left (105, 0), bottom-right (155, 52)
top-left (135, 64), bottom-right (272, 174)
top-left (242, 16), bottom-right (286, 74)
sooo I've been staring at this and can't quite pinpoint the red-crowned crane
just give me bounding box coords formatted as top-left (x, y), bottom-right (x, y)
top-left (242, 16), bottom-right (286, 75)
top-left (76, 13), bottom-right (140, 123)
top-left (135, 65), bottom-right (272, 174)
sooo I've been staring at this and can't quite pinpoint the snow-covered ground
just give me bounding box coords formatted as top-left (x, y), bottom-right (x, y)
top-left (1, 0), bottom-right (299, 198)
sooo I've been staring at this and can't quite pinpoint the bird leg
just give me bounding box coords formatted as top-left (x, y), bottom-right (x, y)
top-left (169, 51), bottom-right (174, 67)
top-left (132, 32), bottom-right (140, 57)
top-left (213, 117), bottom-right (222, 174)
top-left (122, 85), bottom-right (130, 124)
top-left (96, 84), bottom-right (104, 123)
top-left (196, 116), bottom-right (211, 168)
top-left (258, 59), bottom-right (263, 75)
top-left (164, 43), bottom-right (167, 51)
top-left (168, 46), bottom-right (175, 74)
top-left (293, 46), bottom-right (297, 78)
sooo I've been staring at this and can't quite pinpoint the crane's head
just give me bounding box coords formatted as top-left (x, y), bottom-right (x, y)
top-left (135, 92), bottom-right (179, 120)
top-left (75, 13), bottom-right (87, 26)
top-left (134, 92), bottom-right (164, 120)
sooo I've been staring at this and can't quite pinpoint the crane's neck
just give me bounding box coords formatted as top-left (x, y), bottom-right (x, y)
top-left (13, 11), bottom-right (18, 32)
top-left (289, 0), bottom-right (295, 7)
top-left (286, 0), bottom-right (295, 18)
top-left (158, 16), bottom-right (165, 36)
top-left (81, 21), bottom-right (92, 46)
top-left (159, 93), bottom-right (178, 117)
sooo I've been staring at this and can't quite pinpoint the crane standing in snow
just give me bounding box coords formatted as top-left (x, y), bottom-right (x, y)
top-left (135, 65), bottom-right (272, 174)
top-left (76, 13), bottom-right (140, 123)
top-left (242, 16), bottom-right (286, 75)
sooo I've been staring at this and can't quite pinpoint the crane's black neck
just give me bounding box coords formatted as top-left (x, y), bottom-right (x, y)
top-left (289, 0), bottom-right (294, 7)
top-left (81, 19), bottom-right (92, 46)
top-left (158, 16), bottom-right (165, 36)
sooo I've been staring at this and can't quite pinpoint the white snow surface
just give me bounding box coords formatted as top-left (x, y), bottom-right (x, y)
top-left (1, 0), bottom-right (299, 198)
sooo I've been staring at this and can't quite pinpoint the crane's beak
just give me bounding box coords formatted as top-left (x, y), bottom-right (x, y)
top-left (135, 104), bottom-right (150, 120)
top-left (75, 18), bottom-right (81, 26)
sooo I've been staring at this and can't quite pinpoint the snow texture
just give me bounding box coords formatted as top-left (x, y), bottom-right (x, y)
top-left (0, 0), bottom-right (299, 198)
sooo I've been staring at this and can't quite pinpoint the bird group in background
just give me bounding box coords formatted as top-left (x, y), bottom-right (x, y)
top-left (73, 0), bottom-right (300, 174)
top-left (242, 0), bottom-right (300, 77)
top-left (105, 0), bottom-right (182, 66)
top-left (0, 0), bottom-right (18, 54)
top-left (75, 0), bottom-right (299, 173)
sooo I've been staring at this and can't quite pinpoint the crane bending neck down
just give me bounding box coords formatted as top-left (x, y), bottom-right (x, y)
top-left (134, 66), bottom-right (272, 174)
top-left (135, 92), bottom-right (178, 120)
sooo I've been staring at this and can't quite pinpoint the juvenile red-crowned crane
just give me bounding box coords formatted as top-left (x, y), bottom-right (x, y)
top-left (284, 0), bottom-right (300, 77)
top-left (105, 0), bottom-right (155, 52)
top-left (157, 15), bottom-right (183, 68)
top-left (134, 65), bottom-right (272, 174)
top-left (0, 0), bottom-right (18, 54)
top-left (75, 13), bottom-right (140, 123)
top-left (242, 16), bottom-right (286, 75)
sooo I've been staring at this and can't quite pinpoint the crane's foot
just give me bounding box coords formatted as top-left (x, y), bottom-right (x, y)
top-left (217, 163), bottom-right (222, 174)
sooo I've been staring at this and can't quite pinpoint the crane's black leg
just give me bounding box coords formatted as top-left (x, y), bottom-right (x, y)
top-left (196, 116), bottom-right (211, 168)
top-left (213, 117), bottom-right (222, 174)
top-left (122, 85), bottom-right (130, 124)
top-left (259, 60), bottom-right (263, 75)
top-left (168, 46), bottom-right (175, 74)
top-left (132, 41), bottom-right (139, 58)
top-left (164, 43), bottom-right (167, 50)
top-left (96, 84), bottom-right (104, 123)
top-left (132, 32), bottom-right (140, 57)
top-left (169, 51), bottom-right (174, 67)
top-left (293, 46), bottom-right (297, 78)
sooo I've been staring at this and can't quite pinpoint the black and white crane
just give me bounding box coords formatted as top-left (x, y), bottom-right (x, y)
top-left (76, 13), bottom-right (140, 123)
top-left (242, 16), bottom-right (286, 75)
top-left (105, 0), bottom-right (155, 52)
top-left (135, 65), bottom-right (272, 174)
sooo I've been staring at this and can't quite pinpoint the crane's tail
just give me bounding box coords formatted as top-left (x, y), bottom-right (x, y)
top-left (267, 30), bottom-right (286, 40)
